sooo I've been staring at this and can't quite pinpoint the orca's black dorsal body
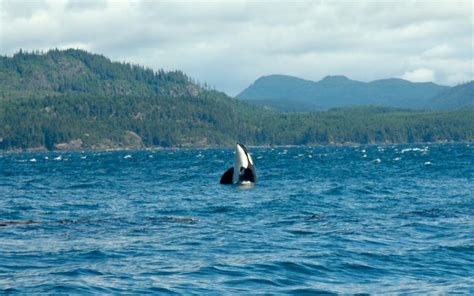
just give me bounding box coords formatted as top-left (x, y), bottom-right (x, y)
top-left (220, 143), bottom-right (257, 185)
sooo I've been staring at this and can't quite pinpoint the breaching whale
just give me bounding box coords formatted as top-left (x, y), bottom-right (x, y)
top-left (220, 143), bottom-right (257, 184)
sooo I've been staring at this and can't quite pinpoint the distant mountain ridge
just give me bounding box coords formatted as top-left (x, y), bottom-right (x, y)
top-left (237, 74), bottom-right (451, 111)
top-left (430, 81), bottom-right (474, 110)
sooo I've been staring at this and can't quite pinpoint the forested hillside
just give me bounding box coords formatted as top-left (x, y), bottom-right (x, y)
top-left (0, 50), bottom-right (472, 150)
top-left (0, 48), bottom-right (201, 100)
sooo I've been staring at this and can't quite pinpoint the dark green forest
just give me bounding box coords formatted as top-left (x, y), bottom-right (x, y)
top-left (0, 49), bottom-right (473, 150)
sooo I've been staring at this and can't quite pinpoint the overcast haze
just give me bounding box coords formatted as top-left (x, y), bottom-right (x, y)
top-left (1, 0), bottom-right (472, 96)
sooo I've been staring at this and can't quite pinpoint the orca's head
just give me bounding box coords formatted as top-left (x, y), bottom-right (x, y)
top-left (236, 143), bottom-right (247, 153)
top-left (229, 143), bottom-right (257, 184)
top-left (235, 143), bottom-right (254, 167)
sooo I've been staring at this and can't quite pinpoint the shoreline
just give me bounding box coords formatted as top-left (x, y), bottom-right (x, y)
top-left (0, 140), bottom-right (471, 154)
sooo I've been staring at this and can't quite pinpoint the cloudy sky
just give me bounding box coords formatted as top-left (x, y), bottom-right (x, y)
top-left (0, 0), bottom-right (472, 95)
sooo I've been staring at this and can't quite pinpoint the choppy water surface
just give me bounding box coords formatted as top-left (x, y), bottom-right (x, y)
top-left (1, 144), bottom-right (473, 294)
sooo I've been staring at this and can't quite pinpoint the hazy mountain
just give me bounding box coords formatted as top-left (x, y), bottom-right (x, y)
top-left (429, 81), bottom-right (474, 110)
top-left (237, 74), bottom-right (449, 111)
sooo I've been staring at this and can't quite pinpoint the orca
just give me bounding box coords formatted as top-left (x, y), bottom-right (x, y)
top-left (220, 143), bottom-right (257, 184)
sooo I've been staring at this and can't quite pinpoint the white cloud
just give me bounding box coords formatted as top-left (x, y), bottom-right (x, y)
top-left (65, 0), bottom-right (107, 12)
top-left (399, 68), bottom-right (436, 83)
top-left (422, 44), bottom-right (455, 58)
top-left (0, 0), bottom-right (472, 95)
top-left (0, 0), bottom-right (48, 19)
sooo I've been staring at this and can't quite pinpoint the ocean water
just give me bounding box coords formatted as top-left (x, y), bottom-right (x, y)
top-left (0, 144), bottom-right (473, 294)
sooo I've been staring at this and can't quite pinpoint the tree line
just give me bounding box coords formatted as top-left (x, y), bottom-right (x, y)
top-left (1, 93), bottom-right (472, 150)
